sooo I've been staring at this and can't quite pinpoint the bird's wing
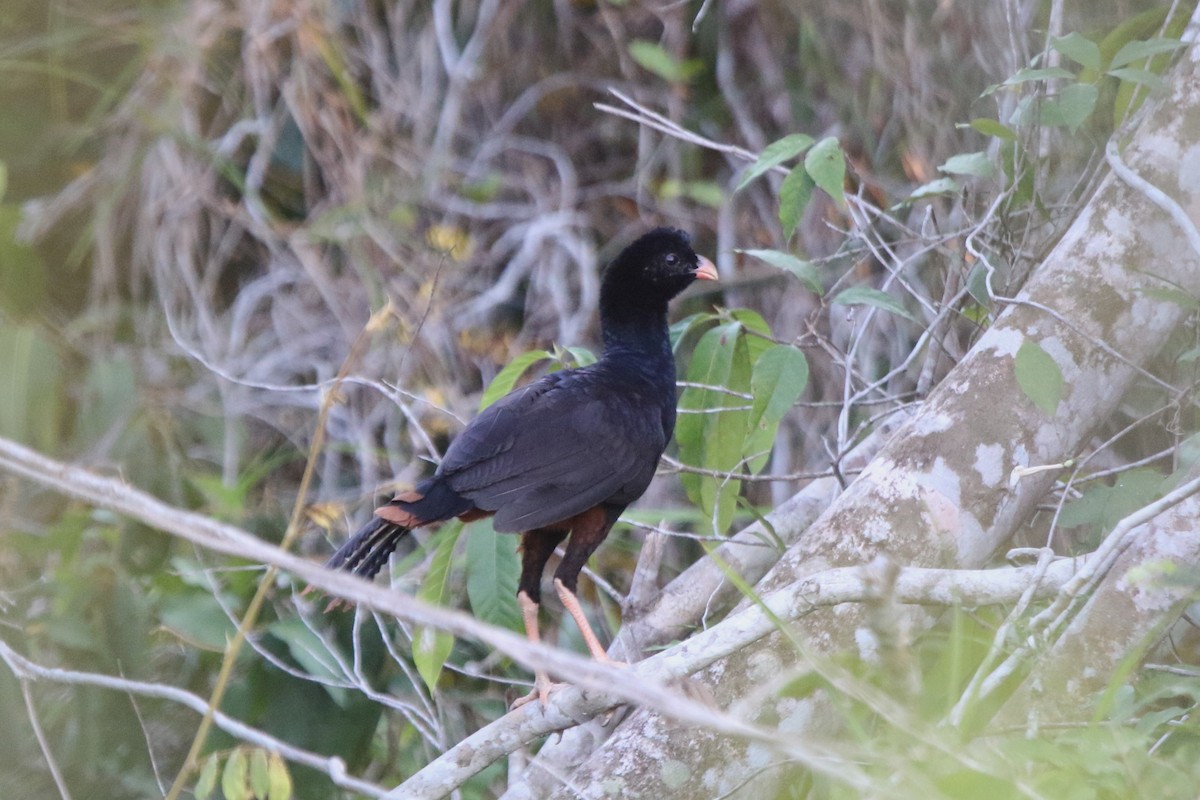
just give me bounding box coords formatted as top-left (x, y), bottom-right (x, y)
top-left (436, 369), bottom-right (666, 532)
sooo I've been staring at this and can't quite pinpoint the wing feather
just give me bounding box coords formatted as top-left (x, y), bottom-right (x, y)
top-left (435, 368), bottom-right (667, 532)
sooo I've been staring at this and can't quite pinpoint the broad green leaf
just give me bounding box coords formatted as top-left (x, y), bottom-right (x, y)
top-left (670, 311), bottom-right (720, 351)
top-left (250, 749), bottom-right (270, 798)
top-left (1106, 67), bottom-right (1165, 91)
top-left (729, 308), bottom-right (774, 363)
top-left (1109, 38), bottom-right (1185, 69)
top-left (413, 522), bottom-right (463, 691)
top-left (160, 591), bottom-right (236, 651)
top-left (749, 345), bottom-right (809, 429)
top-left (1052, 32), bottom-right (1101, 71)
top-left (0, 322), bottom-right (63, 451)
top-left (1042, 83), bottom-right (1098, 133)
top-left (222, 749), bottom-right (250, 800)
top-left (804, 136), bottom-right (846, 208)
top-left (0, 205), bottom-right (48, 318)
top-left (480, 349), bottom-right (551, 410)
top-left (676, 323), bottom-right (739, 485)
top-left (831, 286), bottom-right (916, 322)
top-left (195, 754), bottom-right (220, 800)
top-left (966, 262), bottom-right (993, 307)
top-left (778, 166), bottom-right (815, 239)
top-left (737, 248), bottom-right (821, 293)
top-left (563, 345), bottom-right (597, 367)
top-left (1178, 346), bottom-right (1200, 363)
top-left (744, 345), bottom-right (808, 471)
top-left (969, 118), bottom-right (1017, 141)
top-left (0, 162), bottom-right (7, 203)
top-left (267, 752), bottom-right (293, 800)
top-left (938, 151), bottom-right (995, 179)
top-left (1059, 469), bottom-right (1164, 534)
top-left (907, 177), bottom-right (959, 202)
top-left (736, 133), bottom-right (815, 191)
top-left (628, 40), bottom-right (702, 83)
top-left (1014, 341), bottom-right (1064, 416)
top-left (678, 321), bottom-right (753, 534)
top-left (267, 618), bottom-right (347, 704)
top-left (466, 521), bottom-right (522, 631)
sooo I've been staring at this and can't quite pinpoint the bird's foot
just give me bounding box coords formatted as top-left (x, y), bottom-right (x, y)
top-left (510, 675), bottom-right (567, 711)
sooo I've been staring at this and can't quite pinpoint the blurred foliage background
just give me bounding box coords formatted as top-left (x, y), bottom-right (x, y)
top-left (2, 0), bottom-right (1200, 798)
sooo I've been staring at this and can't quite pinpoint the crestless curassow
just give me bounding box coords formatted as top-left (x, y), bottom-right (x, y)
top-left (327, 227), bottom-right (717, 706)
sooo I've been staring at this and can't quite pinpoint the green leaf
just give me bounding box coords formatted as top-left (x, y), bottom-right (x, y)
top-left (1052, 32), bottom-right (1102, 71)
top-left (778, 166), bottom-right (815, 239)
top-left (737, 248), bottom-right (820, 293)
top-left (628, 40), bottom-right (702, 83)
top-left (195, 754), bottom-right (220, 800)
top-left (466, 521), bottom-right (522, 631)
top-left (267, 752), bottom-right (293, 800)
top-left (803, 136), bottom-right (846, 208)
top-left (0, 206), bottom-right (49, 318)
top-left (0, 162), bottom-right (7, 203)
top-left (736, 133), bottom-right (815, 191)
top-left (744, 345), bottom-right (809, 471)
top-left (0, 322), bottom-right (64, 451)
top-left (831, 286), bottom-right (915, 322)
top-left (677, 321), bottom-right (754, 534)
top-left (670, 311), bottom-right (720, 352)
top-left (966, 262), bottom-right (993, 307)
top-left (1109, 38), bottom-right (1185, 69)
top-left (1106, 67), bottom-right (1165, 91)
top-left (267, 618), bottom-right (347, 704)
top-left (749, 345), bottom-right (809, 429)
top-left (1014, 341), bottom-right (1064, 416)
top-left (563, 345), bottom-right (597, 367)
top-left (480, 349), bottom-right (551, 410)
top-left (938, 152), bottom-right (995, 179)
top-left (413, 522), bottom-right (463, 691)
top-left (1042, 83), bottom-right (1098, 133)
top-left (1060, 469), bottom-right (1164, 533)
top-left (906, 177), bottom-right (960, 202)
top-left (250, 749), bottom-right (270, 798)
top-left (222, 749), bottom-right (250, 800)
top-left (990, 66), bottom-right (1075, 92)
top-left (969, 118), bottom-right (1017, 141)
top-left (160, 591), bottom-right (236, 651)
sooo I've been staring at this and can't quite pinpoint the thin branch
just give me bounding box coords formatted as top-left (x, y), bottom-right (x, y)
top-left (0, 642), bottom-right (388, 797)
top-left (20, 679), bottom-right (73, 800)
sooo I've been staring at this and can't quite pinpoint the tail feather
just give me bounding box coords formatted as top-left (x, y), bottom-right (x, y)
top-left (326, 516), bottom-right (412, 580)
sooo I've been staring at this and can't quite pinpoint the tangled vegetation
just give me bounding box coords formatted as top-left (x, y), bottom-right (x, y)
top-left (3, 1), bottom-right (1200, 798)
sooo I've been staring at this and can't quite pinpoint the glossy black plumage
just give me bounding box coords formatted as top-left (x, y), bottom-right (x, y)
top-left (326, 227), bottom-right (716, 705)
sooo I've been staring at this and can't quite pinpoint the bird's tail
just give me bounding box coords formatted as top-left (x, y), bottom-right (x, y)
top-left (326, 516), bottom-right (412, 581)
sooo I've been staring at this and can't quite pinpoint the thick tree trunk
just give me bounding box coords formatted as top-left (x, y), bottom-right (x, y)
top-left (535, 46), bottom-right (1200, 798)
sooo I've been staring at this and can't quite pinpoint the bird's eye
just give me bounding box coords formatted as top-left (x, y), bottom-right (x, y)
top-left (664, 253), bottom-right (679, 266)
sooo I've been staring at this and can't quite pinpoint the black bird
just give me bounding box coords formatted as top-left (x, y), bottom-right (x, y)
top-left (327, 227), bottom-right (717, 706)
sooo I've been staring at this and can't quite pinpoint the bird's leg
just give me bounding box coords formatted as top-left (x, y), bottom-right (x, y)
top-left (554, 577), bottom-right (621, 664)
top-left (552, 506), bottom-right (628, 668)
top-left (510, 590), bottom-right (564, 710)
top-left (510, 529), bottom-right (567, 711)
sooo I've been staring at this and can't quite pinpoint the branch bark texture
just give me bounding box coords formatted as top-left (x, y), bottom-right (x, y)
top-left (540, 48), bottom-right (1200, 799)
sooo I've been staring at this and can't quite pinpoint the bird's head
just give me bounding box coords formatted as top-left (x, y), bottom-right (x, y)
top-left (600, 227), bottom-right (717, 312)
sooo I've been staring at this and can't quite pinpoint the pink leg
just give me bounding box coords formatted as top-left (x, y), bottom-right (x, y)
top-left (510, 590), bottom-right (565, 709)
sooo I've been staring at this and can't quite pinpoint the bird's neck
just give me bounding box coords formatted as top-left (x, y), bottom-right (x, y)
top-left (598, 304), bottom-right (675, 383)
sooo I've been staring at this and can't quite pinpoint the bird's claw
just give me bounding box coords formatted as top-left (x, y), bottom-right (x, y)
top-left (511, 677), bottom-right (567, 711)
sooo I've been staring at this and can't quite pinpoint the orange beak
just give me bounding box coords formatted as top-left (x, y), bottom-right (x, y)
top-left (693, 255), bottom-right (719, 281)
